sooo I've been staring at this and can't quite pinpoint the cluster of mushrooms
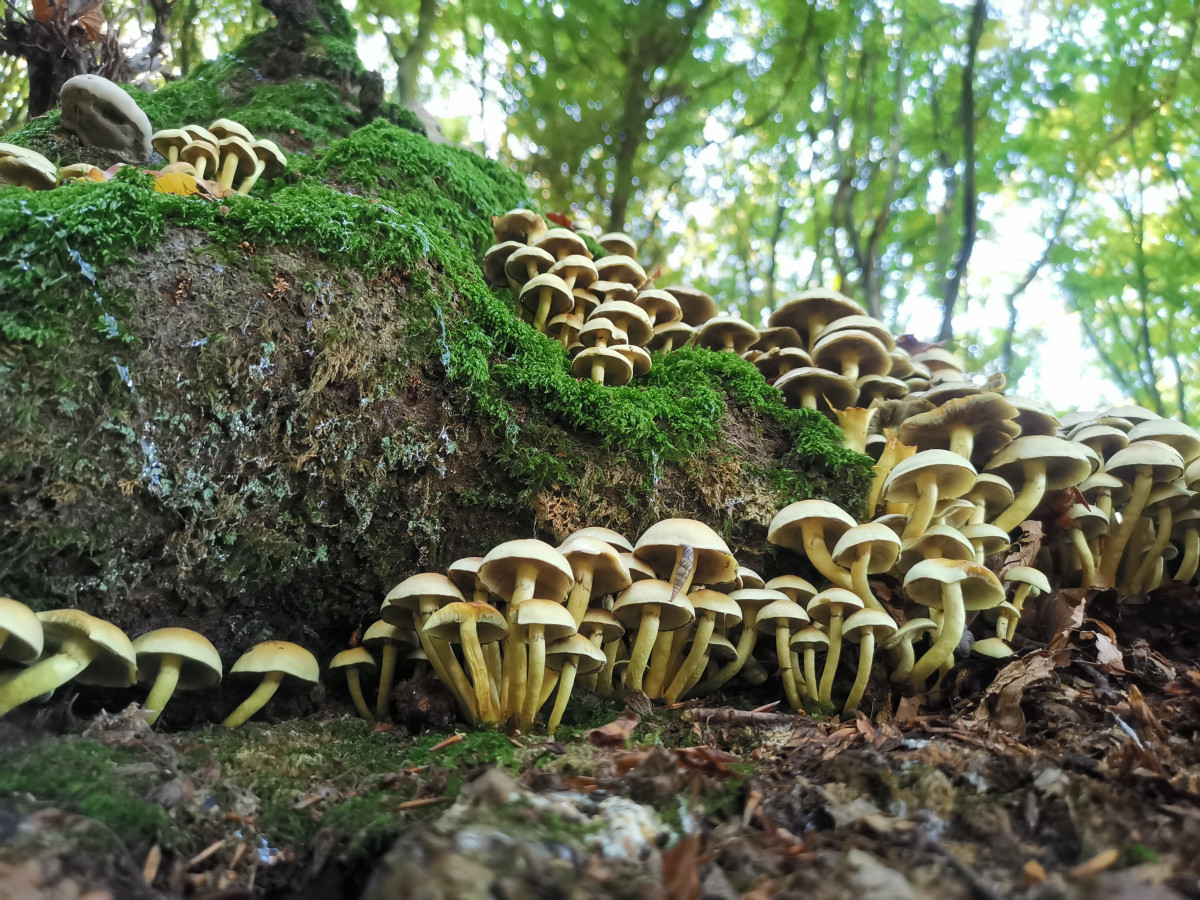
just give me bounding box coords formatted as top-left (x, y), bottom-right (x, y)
top-left (481, 211), bottom-right (726, 386)
top-left (0, 600), bottom-right (317, 728)
top-left (0, 119), bottom-right (285, 196)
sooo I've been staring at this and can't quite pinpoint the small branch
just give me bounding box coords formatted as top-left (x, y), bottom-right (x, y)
top-left (681, 707), bottom-right (804, 729)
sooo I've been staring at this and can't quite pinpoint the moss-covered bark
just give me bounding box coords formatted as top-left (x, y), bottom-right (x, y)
top-left (0, 8), bottom-right (869, 656)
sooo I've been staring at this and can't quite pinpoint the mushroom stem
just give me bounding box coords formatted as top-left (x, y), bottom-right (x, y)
top-left (533, 287), bottom-right (554, 332)
top-left (867, 436), bottom-right (910, 517)
top-left (991, 463), bottom-right (1048, 533)
top-left (889, 639), bottom-right (916, 683)
top-left (519, 625), bottom-right (547, 731)
top-left (566, 568), bottom-right (595, 626)
top-left (595, 638), bottom-right (621, 696)
top-left (1097, 466), bottom-right (1153, 587)
top-left (665, 613), bottom-right (715, 704)
top-left (375, 642), bottom-right (398, 720)
top-left (948, 425), bottom-right (976, 460)
top-left (774, 624), bottom-right (802, 712)
top-left (692, 608), bottom-right (759, 695)
top-left (843, 632), bottom-right (876, 715)
top-left (143, 652), bottom-right (182, 725)
top-left (817, 612), bottom-right (845, 706)
top-left (900, 472), bottom-right (941, 542)
top-left (460, 617), bottom-right (499, 725)
top-left (643, 631), bottom-right (675, 698)
top-left (625, 607), bottom-right (661, 692)
top-left (546, 661), bottom-right (581, 736)
top-left (223, 670), bottom-right (283, 728)
top-left (500, 563), bottom-right (539, 720)
top-left (1175, 527), bottom-right (1199, 583)
top-left (484, 642), bottom-right (502, 700)
top-left (908, 584), bottom-right (965, 686)
top-left (1130, 507), bottom-right (1173, 594)
top-left (344, 668), bottom-right (375, 724)
top-left (0, 635), bottom-right (98, 717)
top-left (237, 159), bottom-right (267, 195)
top-left (802, 525), bottom-right (852, 589)
top-left (217, 152), bottom-right (242, 191)
top-left (803, 646), bottom-right (820, 698)
top-left (417, 605), bottom-right (476, 724)
top-left (849, 551), bottom-right (885, 612)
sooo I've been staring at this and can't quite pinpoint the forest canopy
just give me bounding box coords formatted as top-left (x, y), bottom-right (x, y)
top-left (2, 0), bottom-right (1197, 419)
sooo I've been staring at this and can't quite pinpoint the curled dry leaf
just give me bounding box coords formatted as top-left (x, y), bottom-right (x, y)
top-left (974, 650), bottom-right (1064, 735)
top-left (587, 708), bottom-right (639, 747)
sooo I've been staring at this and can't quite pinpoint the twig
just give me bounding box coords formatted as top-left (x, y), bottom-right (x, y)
top-left (682, 707), bottom-right (802, 728)
top-left (396, 795), bottom-right (453, 810)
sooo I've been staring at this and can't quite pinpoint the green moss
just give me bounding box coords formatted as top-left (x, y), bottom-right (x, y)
top-left (0, 739), bottom-right (178, 846)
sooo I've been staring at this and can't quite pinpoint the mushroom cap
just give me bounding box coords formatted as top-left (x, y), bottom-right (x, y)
top-left (959, 523), bottom-right (1012, 557)
top-left (755, 347), bottom-right (814, 381)
top-left (764, 574), bottom-right (819, 605)
top-left (910, 348), bottom-right (965, 373)
top-left (707, 633), bottom-right (739, 659)
top-left (151, 129), bottom-right (191, 159)
top-left (750, 326), bottom-right (804, 352)
top-left (1127, 419), bottom-right (1200, 464)
top-left (1102, 405), bottom-right (1161, 428)
top-left (612, 580), bottom-right (695, 631)
top-left (965, 473), bottom-right (1015, 516)
top-left (447, 556), bottom-right (484, 596)
top-left (492, 208), bottom-right (546, 243)
top-left (383, 572), bottom-right (465, 615)
top-left (519, 273), bottom-right (574, 319)
top-left (425, 601), bottom-right (508, 644)
top-left (1103, 440), bottom-right (1185, 484)
top-left (1079, 471), bottom-right (1131, 506)
top-left (1071, 424), bottom-right (1130, 461)
top-left (736, 567), bottom-right (765, 589)
top-left (728, 587), bottom-right (791, 614)
top-left (133, 627), bottom-right (223, 689)
top-left (1069, 504), bottom-right (1110, 539)
top-left (594, 254), bottom-right (647, 286)
top-left (613, 344), bottom-right (652, 377)
top-left (572, 346), bottom-right (635, 386)
top-left (816, 315), bottom-right (896, 351)
top-left (0, 597), bottom-right (42, 663)
top-left (581, 609), bottom-right (625, 642)
top-left (229, 640), bottom-right (319, 684)
top-left (589, 301), bottom-right (653, 346)
top-left (934, 497), bottom-right (976, 529)
top-left (633, 518), bottom-right (737, 587)
top-left (662, 285), bottom-right (719, 327)
top-left (1004, 395), bottom-right (1061, 436)
top-left (768, 500), bottom-right (858, 553)
top-left (249, 139), bottom-right (287, 178)
top-left (984, 436), bottom-right (1106, 492)
top-left (696, 316), bottom-right (759, 353)
top-left (479, 540), bottom-right (574, 603)
top-left (856, 374), bottom-right (908, 404)
top-left (647, 321), bottom-right (696, 352)
top-left (563, 526), bottom-right (634, 554)
top-left (546, 633), bottom-right (608, 673)
top-left (883, 450), bottom-right (978, 504)
top-left (504, 245), bottom-right (557, 284)
top-left (842, 608), bottom-right (897, 642)
top-left (578, 317), bottom-right (629, 348)
top-left (903, 559), bottom-right (1005, 611)
top-left (767, 288), bottom-right (865, 346)
top-left (0, 144), bottom-right (57, 189)
top-left (634, 289), bottom-right (683, 326)
top-left (36, 609), bottom-right (136, 687)
top-left (330, 647), bottom-right (377, 672)
top-left (362, 619), bottom-right (418, 648)
top-left (774, 366), bottom-right (859, 411)
top-left (533, 227), bottom-right (590, 260)
top-left (971, 637), bottom-right (1014, 659)
top-left (550, 254), bottom-right (600, 289)
top-left (621, 553), bottom-right (657, 582)
top-left (482, 241), bottom-right (525, 285)
top-left (917, 381), bottom-right (982, 405)
top-left (790, 626), bottom-right (830, 651)
top-left (1145, 480), bottom-right (1192, 513)
top-left (898, 393), bottom-right (1019, 456)
top-left (571, 288), bottom-right (601, 318)
top-left (218, 136), bottom-right (259, 179)
top-left (888, 350), bottom-right (915, 379)
top-left (871, 513), bottom-right (909, 536)
top-left (557, 536), bottom-right (632, 596)
top-left (687, 589), bottom-right (743, 630)
top-left (900, 524), bottom-right (976, 564)
top-left (881, 617), bottom-right (939, 649)
top-left (832, 522), bottom-right (902, 572)
top-left (209, 119), bottom-right (254, 142)
top-left (590, 280), bottom-right (639, 305)
top-left (550, 310), bottom-right (585, 342)
top-left (755, 598), bottom-right (811, 632)
top-left (181, 125), bottom-right (219, 145)
top-left (1002, 565), bottom-right (1051, 595)
top-left (812, 329), bottom-right (891, 378)
top-left (806, 588), bottom-right (865, 624)
top-left (597, 232), bottom-right (638, 256)
top-left (179, 140), bottom-right (219, 172)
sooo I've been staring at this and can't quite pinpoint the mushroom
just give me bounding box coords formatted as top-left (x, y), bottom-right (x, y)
top-left (565, 526), bottom-right (634, 553)
top-left (767, 288), bottom-right (865, 352)
top-left (811, 329), bottom-right (890, 382)
top-left (767, 499), bottom-right (857, 589)
top-left (999, 566), bottom-right (1050, 640)
top-left (519, 272), bottom-right (574, 333)
top-left (664, 589), bottom-right (742, 703)
top-left (882, 449), bottom-right (977, 542)
top-left (151, 129), bottom-right (191, 163)
top-left (806, 588), bottom-right (865, 706)
top-left (492, 208), bottom-right (547, 243)
top-left (866, 434), bottom-right (917, 516)
top-left (898, 393), bottom-right (1020, 465)
top-left (362, 619), bottom-right (417, 720)
top-left (179, 140), bottom-right (219, 181)
top-left (0, 610), bottom-right (135, 717)
top-left (985, 436), bottom-right (1094, 533)
top-left (613, 344), bottom-right (652, 379)
top-left (0, 597), bottom-right (43, 666)
top-left (482, 241), bottom-right (525, 286)
top-left (831, 522), bottom-right (901, 612)
top-left (577, 608), bottom-right (625, 696)
top-left (789, 626), bottom-right (829, 700)
top-left (775, 366), bottom-right (859, 413)
top-left (0, 143), bottom-right (57, 190)
top-left (209, 119), bottom-right (254, 142)
top-left (696, 316), bottom-right (759, 353)
top-left (222, 641), bottom-right (319, 728)
top-left (237, 139), bottom-right (287, 194)
top-left (559, 536), bottom-right (631, 626)
top-left (841, 609), bottom-right (897, 715)
top-left (504, 245), bottom-right (557, 293)
top-left (1126, 481), bottom-right (1191, 594)
top-left (543, 634), bottom-right (607, 735)
top-left (533, 227), bottom-right (590, 261)
top-left (693, 587), bottom-right (789, 695)
top-left (662, 285), bottom-right (719, 327)
top-left (856, 374), bottom-right (908, 405)
top-left (611, 580), bottom-right (694, 692)
top-left (425, 601), bottom-right (508, 725)
top-left (589, 300), bottom-right (653, 346)
top-left (959, 523), bottom-right (1011, 565)
top-left (1063, 504), bottom-right (1109, 586)
top-left (634, 289), bottom-right (683, 329)
top-left (881, 618), bottom-right (938, 683)
top-left (633, 518), bottom-right (737, 604)
top-left (903, 559), bottom-right (1004, 687)
top-left (647, 321), bottom-right (696, 353)
top-left (572, 345), bottom-right (634, 386)
top-left (755, 597), bottom-right (811, 711)
top-left (513, 599), bottom-right (576, 730)
top-left (1095, 441), bottom-right (1185, 587)
top-left (133, 627), bottom-right (222, 725)
top-left (329, 647), bottom-right (377, 724)
top-left (594, 255), bottom-right (647, 287)
top-left (597, 232), bottom-right (638, 257)
top-left (216, 136), bottom-right (257, 191)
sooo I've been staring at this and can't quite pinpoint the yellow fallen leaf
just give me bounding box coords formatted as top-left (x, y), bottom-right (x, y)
top-left (153, 172), bottom-right (199, 197)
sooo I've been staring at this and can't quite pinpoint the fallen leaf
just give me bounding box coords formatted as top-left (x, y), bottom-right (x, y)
top-left (587, 708), bottom-right (639, 747)
top-left (662, 833), bottom-right (706, 900)
top-left (1070, 848), bottom-right (1120, 878)
top-left (974, 650), bottom-right (1061, 735)
top-left (153, 172), bottom-right (199, 197)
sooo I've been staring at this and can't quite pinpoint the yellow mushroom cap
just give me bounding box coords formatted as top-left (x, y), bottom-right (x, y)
top-left (133, 627), bottom-right (222, 689)
top-left (612, 580), bottom-right (695, 631)
top-left (479, 540), bottom-right (574, 603)
top-left (424, 601), bottom-right (508, 644)
top-left (0, 597), bottom-right (43, 663)
top-left (330, 647), bottom-right (377, 671)
top-left (37, 609), bottom-right (137, 687)
top-left (229, 640), bottom-right (319, 684)
top-left (634, 518), bottom-right (737, 587)
top-left (545, 634), bottom-right (607, 673)
top-left (209, 119), bottom-right (254, 142)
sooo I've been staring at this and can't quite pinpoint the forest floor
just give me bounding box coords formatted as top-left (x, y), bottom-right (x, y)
top-left (1, 587), bottom-right (1198, 899)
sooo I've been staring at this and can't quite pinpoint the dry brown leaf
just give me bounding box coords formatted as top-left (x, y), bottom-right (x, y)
top-left (32, 0), bottom-right (54, 22)
top-left (74, 1), bottom-right (104, 41)
top-left (587, 708), bottom-right (639, 747)
top-left (662, 833), bottom-right (705, 900)
top-left (974, 650), bottom-right (1061, 735)
top-left (1070, 848), bottom-right (1120, 878)
top-left (1002, 519), bottom-right (1044, 573)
